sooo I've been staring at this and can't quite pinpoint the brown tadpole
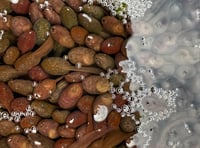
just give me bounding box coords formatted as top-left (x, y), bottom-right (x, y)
top-left (8, 79), bottom-right (34, 96)
top-left (41, 57), bottom-right (104, 76)
top-left (88, 128), bottom-right (134, 148)
top-left (101, 16), bottom-right (127, 37)
top-left (68, 66), bottom-right (104, 74)
top-left (14, 35), bottom-right (54, 72)
top-left (0, 81), bottom-right (14, 113)
top-left (86, 110), bottom-right (94, 133)
top-left (33, 76), bottom-right (64, 100)
top-left (77, 95), bottom-right (94, 132)
top-left (82, 75), bottom-right (110, 94)
top-left (69, 126), bottom-right (117, 148)
top-left (0, 65), bottom-right (26, 82)
top-left (43, 7), bottom-right (61, 25)
top-left (50, 25), bottom-right (75, 48)
top-left (68, 46), bottom-right (96, 66)
top-left (58, 83), bottom-right (83, 109)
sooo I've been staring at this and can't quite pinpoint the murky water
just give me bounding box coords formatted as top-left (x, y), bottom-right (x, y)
top-left (126, 0), bottom-right (200, 147)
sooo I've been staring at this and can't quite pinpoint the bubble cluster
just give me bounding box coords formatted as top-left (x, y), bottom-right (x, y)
top-left (99, 59), bottom-right (178, 147)
top-left (0, 105), bottom-right (35, 123)
top-left (83, 0), bottom-right (152, 22)
top-left (117, 60), bottom-right (178, 147)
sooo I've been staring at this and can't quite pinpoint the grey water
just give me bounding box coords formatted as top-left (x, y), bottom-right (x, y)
top-left (126, 0), bottom-right (200, 147)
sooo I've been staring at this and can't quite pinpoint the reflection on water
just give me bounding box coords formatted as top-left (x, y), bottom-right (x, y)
top-left (126, 0), bottom-right (200, 147)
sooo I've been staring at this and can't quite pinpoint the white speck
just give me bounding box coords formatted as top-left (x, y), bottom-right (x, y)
top-left (44, 0), bottom-right (49, 6)
top-left (100, 72), bottom-right (105, 77)
top-left (136, 120), bottom-right (140, 125)
top-left (122, 18), bottom-right (127, 24)
top-left (80, 75), bottom-right (85, 80)
top-left (49, 90), bottom-right (53, 94)
top-left (34, 93), bottom-right (41, 99)
top-left (79, 6), bottom-right (83, 11)
top-left (0, 30), bottom-right (4, 40)
top-left (7, 138), bottom-right (12, 142)
top-left (69, 118), bottom-right (74, 124)
top-left (24, 128), bottom-right (30, 134)
top-left (97, 129), bottom-right (102, 132)
top-left (34, 141), bottom-right (42, 146)
top-left (32, 81), bottom-right (38, 87)
top-left (45, 7), bottom-right (51, 11)
top-left (77, 134), bottom-right (80, 138)
top-left (3, 10), bottom-right (7, 15)
top-left (76, 62), bottom-right (82, 69)
top-left (10, 0), bottom-right (19, 4)
top-left (87, 35), bottom-right (94, 40)
top-left (15, 125), bottom-right (21, 131)
top-left (27, 95), bottom-right (33, 101)
top-left (112, 103), bottom-right (117, 109)
top-left (46, 31), bottom-right (50, 36)
top-left (39, 4), bottom-right (45, 9)
top-left (63, 55), bottom-right (68, 60)
top-left (82, 13), bottom-right (92, 23)
top-left (31, 126), bottom-right (37, 133)
top-left (93, 105), bottom-right (108, 122)
top-left (126, 137), bottom-right (136, 148)
top-left (107, 43), bottom-right (112, 47)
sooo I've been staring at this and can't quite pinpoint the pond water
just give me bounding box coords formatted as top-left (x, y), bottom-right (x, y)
top-left (125, 0), bottom-right (200, 147)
